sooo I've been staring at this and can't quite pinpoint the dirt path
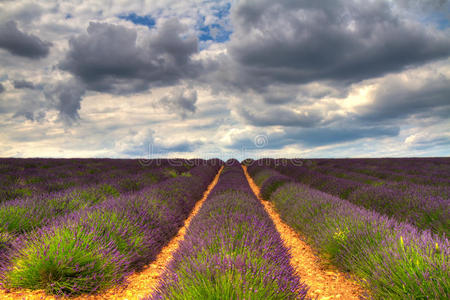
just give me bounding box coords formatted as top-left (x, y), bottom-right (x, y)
top-left (242, 165), bottom-right (364, 300)
top-left (0, 166), bottom-right (224, 300)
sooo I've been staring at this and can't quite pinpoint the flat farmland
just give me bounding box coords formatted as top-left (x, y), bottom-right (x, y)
top-left (0, 158), bottom-right (448, 299)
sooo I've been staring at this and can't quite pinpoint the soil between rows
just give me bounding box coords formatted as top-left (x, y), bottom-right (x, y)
top-left (242, 165), bottom-right (365, 300)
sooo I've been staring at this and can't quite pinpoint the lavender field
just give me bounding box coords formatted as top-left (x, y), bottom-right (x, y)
top-left (0, 157), bottom-right (448, 299)
top-left (0, 158), bottom-right (221, 297)
top-left (2, 0), bottom-right (450, 298)
top-left (246, 158), bottom-right (449, 299)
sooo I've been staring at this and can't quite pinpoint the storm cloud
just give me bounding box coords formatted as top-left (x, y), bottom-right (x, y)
top-left (283, 126), bottom-right (400, 147)
top-left (59, 19), bottom-right (201, 94)
top-left (44, 80), bottom-right (86, 123)
top-left (225, 0), bottom-right (450, 88)
top-left (13, 79), bottom-right (37, 89)
top-left (0, 21), bottom-right (51, 59)
top-left (158, 88), bottom-right (198, 119)
top-left (238, 107), bottom-right (325, 128)
top-left (226, 123), bottom-right (400, 150)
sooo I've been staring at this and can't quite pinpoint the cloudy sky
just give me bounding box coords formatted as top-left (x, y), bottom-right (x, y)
top-left (0, 0), bottom-right (449, 160)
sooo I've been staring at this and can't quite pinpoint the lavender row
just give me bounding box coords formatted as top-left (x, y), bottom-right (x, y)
top-left (0, 160), bottom-right (222, 296)
top-left (0, 158), bottom-right (122, 201)
top-left (308, 165), bottom-right (450, 200)
top-left (247, 166), bottom-right (449, 299)
top-left (248, 159), bottom-right (449, 236)
top-left (0, 161), bottom-right (191, 238)
top-left (248, 157), bottom-right (450, 187)
top-left (314, 157), bottom-right (450, 177)
top-left (0, 158), bottom-right (196, 203)
top-left (312, 158), bottom-right (450, 186)
top-left (147, 160), bottom-right (308, 300)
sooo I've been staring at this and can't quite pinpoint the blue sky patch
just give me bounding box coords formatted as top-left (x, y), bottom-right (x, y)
top-left (197, 3), bottom-right (232, 43)
top-left (435, 15), bottom-right (450, 29)
top-left (421, 12), bottom-right (450, 29)
top-left (213, 2), bottom-right (231, 19)
top-left (197, 9), bottom-right (232, 43)
top-left (199, 23), bottom-right (231, 42)
top-left (119, 13), bottom-right (155, 28)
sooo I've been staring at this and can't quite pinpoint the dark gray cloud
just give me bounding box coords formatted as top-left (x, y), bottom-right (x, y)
top-left (238, 107), bottom-right (324, 127)
top-left (396, 0), bottom-right (449, 11)
top-left (59, 19), bottom-right (201, 94)
top-left (0, 21), bottom-right (51, 59)
top-left (225, 123), bottom-right (400, 151)
top-left (13, 79), bottom-right (37, 89)
top-left (44, 80), bottom-right (86, 123)
top-left (13, 90), bottom-right (48, 121)
top-left (227, 125), bottom-right (399, 150)
top-left (0, 83), bottom-right (4, 93)
top-left (9, 79), bottom-right (84, 123)
top-left (411, 136), bottom-right (450, 150)
top-left (224, 0), bottom-right (450, 88)
top-left (13, 111), bottom-right (46, 122)
top-left (284, 126), bottom-right (400, 147)
top-left (261, 85), bottom-right (347, 104)
top-left (158, 88), bottom-right (197, 119)
top-left (158, 140), bottom-right (204, 153)
top-left (357, 74), bottom-right (450, 122)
